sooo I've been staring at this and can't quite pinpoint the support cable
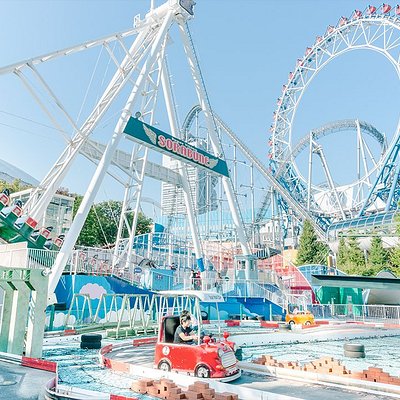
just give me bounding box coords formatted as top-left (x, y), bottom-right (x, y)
top-left (76, 45), bottom-right (104, 124)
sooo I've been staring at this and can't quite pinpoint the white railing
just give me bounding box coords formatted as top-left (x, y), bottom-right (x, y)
top-left (27, 248), bottom-right (59, 269)
top-left (22, 243), bottom-right (289, 308)
top-left (125, 232), bottom-right (198, 269)
top-left (224, 279), bottom-right (286, 307)
top-left (309, 304), bottom-right (400, 324)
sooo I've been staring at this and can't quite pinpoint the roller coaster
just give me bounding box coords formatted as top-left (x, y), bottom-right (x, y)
top-left (269, 4), bottom-right (400, 239)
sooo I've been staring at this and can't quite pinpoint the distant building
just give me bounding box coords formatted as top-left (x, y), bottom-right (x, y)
top-left (10, 189), bottom-right (74, 237)
top-left (161, 138), bottom-right (218, 216)
top-left (0, 159), bottom-right (74, 237)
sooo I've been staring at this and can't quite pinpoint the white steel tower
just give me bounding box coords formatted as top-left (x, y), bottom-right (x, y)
top-left (0, 0), bottom-right (252, 299)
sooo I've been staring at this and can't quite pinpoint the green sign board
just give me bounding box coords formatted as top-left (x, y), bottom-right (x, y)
top-left (123, 117), bottom-right (229, 178)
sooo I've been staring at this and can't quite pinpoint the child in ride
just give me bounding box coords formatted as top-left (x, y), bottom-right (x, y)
top-left (174, 314), bottom-right (199, 344)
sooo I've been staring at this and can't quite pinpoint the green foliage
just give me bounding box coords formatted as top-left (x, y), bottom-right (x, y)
top-left (296, 220), bottom-right (329, 265)
top-left (0, 179), bottom-right (31, 194)
top-left (336, 237), bottom-right (347, 270)
top-left (388, 247), bottom-right (400, 277)
top-left (73, 196), bottom-right (153, 247)
top-left (73, 195), bottom-right (99, 247)
top-left (387, 212), bottom-right (400, 277)
top-left (367, 236), bottom-right (388, 273)
top-left (340, 235), bottom-right (365, 275)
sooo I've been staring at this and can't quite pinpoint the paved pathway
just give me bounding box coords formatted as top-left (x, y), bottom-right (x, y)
top-left (0, 360), bottom-right (54, 400)
top-left (237, 371), bottom-right (396, 400)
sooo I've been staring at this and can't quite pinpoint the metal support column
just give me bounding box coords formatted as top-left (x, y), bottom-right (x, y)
top-left (160, 57), bottom-right (204, 270)
top-left (48, 11), bottom-right (174, 296)
top-left (178, 22), bottom-right (252, 278)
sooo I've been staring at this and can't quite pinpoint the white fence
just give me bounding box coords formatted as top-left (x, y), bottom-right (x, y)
top-left (308, 303), bottom-right (400, 325)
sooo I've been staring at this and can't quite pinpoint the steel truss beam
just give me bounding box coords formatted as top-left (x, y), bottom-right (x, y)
top-left (212, 111), bottom-right (327, 239)
top-left (81, 139), bottom-right (183, 186)
top-left (181, 105), bottom-right (326, 240)
top-left (49, 4), bottom-right (177, 295)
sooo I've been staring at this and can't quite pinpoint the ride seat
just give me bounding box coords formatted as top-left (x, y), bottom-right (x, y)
top-left (164, 316), bottom-right (180, 343)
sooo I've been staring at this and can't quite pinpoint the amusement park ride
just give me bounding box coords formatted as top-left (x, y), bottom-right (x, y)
top-left (153, 290), bottom-right (241, 381)
top-left (0, 0), bottom-right (400, 358)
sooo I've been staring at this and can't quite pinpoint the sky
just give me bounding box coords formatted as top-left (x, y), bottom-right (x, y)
top-left (0, 0), bottom-right (399, 221)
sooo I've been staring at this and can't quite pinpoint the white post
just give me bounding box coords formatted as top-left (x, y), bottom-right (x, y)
top-left (177, 22), bottom-right (252, 276)
top-left (159, 57), bottom-right (205, 271)
top-left (147, 232), bottom-right (153, 259)
top-left (112, 180), bottom-right (131, 269)
top-left (250, 163), bottom-right (255, 248)
top-left (48, 11), bottom-right (174, 297)
top-left (363, 304), bottom-right (366, 323)
top-left (307, 133), bottom-right (313, 211)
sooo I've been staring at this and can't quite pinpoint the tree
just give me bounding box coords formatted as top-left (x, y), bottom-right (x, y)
top-left (73, 195), bottom-right (101, 247)
top-left (367, 236), bottom-right (388, 276)
top-left (73, 196), bottom-right (153, 247)
top-left (388, 213), bottom-right (400, 277)
top-left (336, 236), bottom-right (347, 270)
top-left (135, 211), bottom-right (153, 236)
top-left (341, 235), bottom-right (365, 275)
top-left (0, 178), bottom-right (31, 194)
top-left (388, 248), bottom-right (400, 277)
top-left (296, 220), bottom-right (329, 265)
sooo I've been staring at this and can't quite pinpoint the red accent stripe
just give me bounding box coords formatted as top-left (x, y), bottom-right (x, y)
top-left (383, 323), bottom-right (400, 329)
top-left (54, 238), bottom-right (63, 247)
top-left (260, 321), bottom-right (279, 328)
top-left (100, 344), bottom-right (113, 355)
top-left (132, 337), bottom-right (157, 347)
top-left (21, 356), bottom-right (57, 372)
top-left (0, 194), bottom-right (8, 205)
top-left (26, 217), bottom-right (38, 229)
top-left (226, 320), bottom-right (240, 327)
top-left (63, 329), bottom-right (77, 335)
top-left (41, 228), bottom-right (51, 238)
top-left (11, 206), bottom-right (22, 217)
top-left (109, 359), bottom-right (129, 373)
top-left (301, 324), bottom-right (318, 329)
top-left (110, 395), bottom-right (139, 400)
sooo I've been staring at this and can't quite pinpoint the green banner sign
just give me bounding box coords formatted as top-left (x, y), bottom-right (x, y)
top-left (123, 117), bottom-right (229, 178)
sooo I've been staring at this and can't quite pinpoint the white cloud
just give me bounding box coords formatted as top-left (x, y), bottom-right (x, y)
top-left (46, 312), bottom-right (76, 329)
top-left (79, 283), bottom-right (107, 299)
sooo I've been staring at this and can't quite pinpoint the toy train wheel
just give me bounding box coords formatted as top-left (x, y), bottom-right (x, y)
top-left (158, 360), bottom-right (171, 372)
top-left (288, 320), bottom-right (295, 325)
top-left (304, 321), bottom-right (311, 326)
top-left (195, 364), bottom-right (210, 378)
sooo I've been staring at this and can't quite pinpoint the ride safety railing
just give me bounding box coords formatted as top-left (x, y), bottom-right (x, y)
top-left (46, 292), bottom-right (158, 335)
top-left (223, 279), bottom-right (286, 307)
top-left (308, 303), bottom-right (400, 325)
top-left (27, 248), bottom-right (59, 269)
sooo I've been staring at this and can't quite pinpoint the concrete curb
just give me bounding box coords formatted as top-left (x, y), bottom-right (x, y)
top-left (240, 361), bottom-right (400, 397)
